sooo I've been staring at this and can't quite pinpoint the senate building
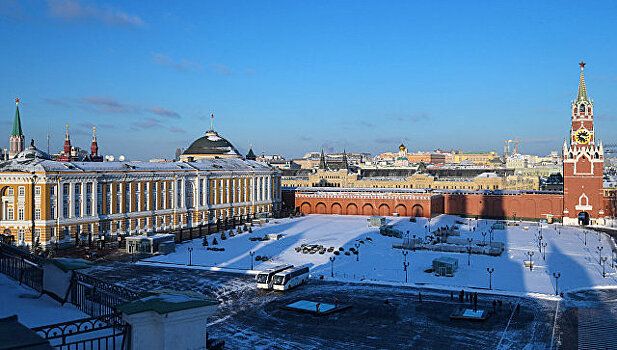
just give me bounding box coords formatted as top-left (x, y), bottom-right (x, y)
top-left (0, 103), bottom-right (281, 248)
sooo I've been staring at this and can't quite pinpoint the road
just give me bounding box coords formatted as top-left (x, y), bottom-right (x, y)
top-left (87, 262), bottom-right (560, 349)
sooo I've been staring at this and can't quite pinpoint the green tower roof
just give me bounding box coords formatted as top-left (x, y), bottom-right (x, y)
top-left (576, 62), bottom-right (590, 103)
top-left (11, 101), bottom-right (23, 137)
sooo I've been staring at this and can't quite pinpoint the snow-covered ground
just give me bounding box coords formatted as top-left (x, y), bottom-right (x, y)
top-left (0, 274), bottom-right (87, 327)
top-left (143, 214), bottom-right (617, 295)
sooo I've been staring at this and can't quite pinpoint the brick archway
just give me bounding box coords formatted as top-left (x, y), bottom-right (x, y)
top-left (346, 203), bottom-right (358, 215)
top-left (331, 203), bottom-right (342, 215)
top-left (378, 203), bottom-right (390, 216)
top-left (411, 204), bottom-right (424, 217)
top-left (316, 202), bottom-right (327, 214)
top-left (395, 204), bottom-right (407, 216)
top-left (362, 203), bottom-right (374, 216)
top-left (300, 202), bottom-right (311, 214)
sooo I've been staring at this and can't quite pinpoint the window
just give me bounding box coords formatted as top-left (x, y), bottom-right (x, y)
top-left (35, 208), bottom-right (41, 220)
top-left (50, 202), bottom-right (55, 219)
top-left (18, 207), bottom-right (24, 220)
top-left (579, 104), bottom-right (585, 113)
top-left (7, 188), bottom-right (13, 196)
top-left (18, 229), bottom-right (24, 242)
top-left (34, 186), bottom-right (41, 197)
top-left (7, 207), bottom-right (14, 220)
top-left (63, 183), bottom-right (69, 196)
top-left (106, 184), bottom-right (111, 214)
top-left (116, 184), bottom-right (122, 213)
top-left (18, 186), bottom-right (25, 197)
top-left (153, 182), bottom-right (158, 210)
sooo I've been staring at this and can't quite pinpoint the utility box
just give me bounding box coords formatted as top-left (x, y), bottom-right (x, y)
top-left (432, 257), bottom-right (458, 276)
top-left (368, 216), bottom-right (386, 227)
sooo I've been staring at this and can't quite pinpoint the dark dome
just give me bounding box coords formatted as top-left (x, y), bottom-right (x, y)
top-left (183, 131), bottom-right (241, 158)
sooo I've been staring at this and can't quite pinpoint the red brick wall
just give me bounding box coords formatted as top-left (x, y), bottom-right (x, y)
top-left (442, 193), bottom-right (564, 220)
top-left (295, 193), bottom-right (440, 218)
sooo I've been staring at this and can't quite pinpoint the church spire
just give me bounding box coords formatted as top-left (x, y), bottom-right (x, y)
top-left (319, 149), bottom-right (327, 169)
top-left (576, 61), bottom-right (590, 103)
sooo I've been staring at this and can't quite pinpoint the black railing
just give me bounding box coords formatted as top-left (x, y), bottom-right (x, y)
top-left (0, 242), bottom-right (44, 292)
top-left (70, 271), bottom-right (141, 317)
top-left (32, 312), bottom-right (130, 350)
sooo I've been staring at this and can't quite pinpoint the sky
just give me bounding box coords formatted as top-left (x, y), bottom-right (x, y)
top-left (1, 0), bottom-right (617, 160)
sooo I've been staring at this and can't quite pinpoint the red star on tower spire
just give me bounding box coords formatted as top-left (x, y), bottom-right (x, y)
top-left (15, 98), bottom-right (19, 105)
top-left (579, 61), bottom-right (586, 69)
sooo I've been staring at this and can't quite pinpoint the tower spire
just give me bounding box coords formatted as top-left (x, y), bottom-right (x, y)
top-left (319, 149), bottom-right (327, 169)
top-left (576, 61), bottom-right (589, 103)
top-left (63, 124), bottom-right (71, 154)
top-left (9, 98), bottom-right (25, 159)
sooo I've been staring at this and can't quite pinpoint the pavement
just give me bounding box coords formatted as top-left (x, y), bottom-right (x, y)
top-left (87, 261), bottom-right (559, 349)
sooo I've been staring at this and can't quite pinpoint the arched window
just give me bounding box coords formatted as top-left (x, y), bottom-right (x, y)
top-left (595, 153), bottom-right (599, 159)
top-left (579, 104), bottom-right (585, 113)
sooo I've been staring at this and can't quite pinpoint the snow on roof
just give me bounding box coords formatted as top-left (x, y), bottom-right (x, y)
top-left (475, 172), bottom-right (499, 178)
top-left (0, 157), bottom-right (274, 174)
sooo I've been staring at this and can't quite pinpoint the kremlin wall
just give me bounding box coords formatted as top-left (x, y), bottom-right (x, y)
top-left (288, 63), bottom-right (613, 225)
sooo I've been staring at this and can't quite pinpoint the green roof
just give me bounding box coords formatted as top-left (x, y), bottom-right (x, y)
top-left (576, 68), bottom-right (590, 103)
top-left (246, 147), bottom-right (256, 158)
top-left (116, 289), bottom-right (218, 315)
top-left (11, 105), bottom-right (23, 137)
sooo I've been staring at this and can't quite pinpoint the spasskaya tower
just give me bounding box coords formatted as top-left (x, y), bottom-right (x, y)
top-left (562, 62), bottom-right (604, 225)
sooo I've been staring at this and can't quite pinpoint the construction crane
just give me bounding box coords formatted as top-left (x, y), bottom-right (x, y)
top-left (504, 137), bottom-right (558, 157)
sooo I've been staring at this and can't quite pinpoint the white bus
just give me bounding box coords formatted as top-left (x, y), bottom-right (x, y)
top-left (255, 264), bottom-right (294, 290)
top-left (272, 265), bottom-right (310, 291)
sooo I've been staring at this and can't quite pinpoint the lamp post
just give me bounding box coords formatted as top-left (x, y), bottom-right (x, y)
top-left (553, 272), bottom-right (561, 295)
top-left (541, 242), bottom-right (548, 260)
top-left (403, 261), bottom-right (410, 283)
top-left (598, 246), bottom-right (604, 265)
top-left (249, 251), bottom-right (255, 270)
top-left (602, 257), bottom-right (608, 278)
top-left (187, 247), bottom-right (193, 266)
top-left (412, 235), bottom-right (417, 252)
top-left (527, 251), bottom-right (534, 271)
top-left (584, 231), bottom-right (587, 246)
top-left (402, 250), bottom-right (408, 264)
top-left (487, 267), bottom-right (494, 289)
top-left (330, 256), bottom-right (335, 277)
top-left (355, 243), bottom-right (360, 262)
top-left (467, 238), bottom-right (473, 266)
top-left (481, 231), bottom-right (487, 245)
top-left (30, 172), bottom-right (40, 249)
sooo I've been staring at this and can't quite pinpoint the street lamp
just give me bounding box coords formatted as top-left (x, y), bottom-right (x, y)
top-left (598, 246), bottom-right (604, 265)
top-left (527, 251), bottom-right (534, 271)
top-left (487, 267), bottom-right (494, 289)
top-left (412, 235), bottom-right (417, 252)
top-left (584, 231), bottom-right (588, 246)
top-left (602, 257), bottom-right (608, 278)
top-left (330, 256), bottom-right (335, 277)
top-left (553, 272), bottom-right (561, 295)
top-left (403, 261), bottom-right (410, 283)
top-left (187, 247), bottom-right (193, 266)
top-left (249, 251), bottom-right (255, 270)
top-left (481, 231), bottom-right (487, 245)
top-left (402, 250), bottom-right (408, 264)
top-left (355, 243), bottom-right (360, 262)
top-left (467, 238), bottom-right (473, 266)
top-left (541, 242), bottom-right (548, 260)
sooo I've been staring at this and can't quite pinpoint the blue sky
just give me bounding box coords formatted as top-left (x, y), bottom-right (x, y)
top-left (1, 0), bottom-right (617, 160)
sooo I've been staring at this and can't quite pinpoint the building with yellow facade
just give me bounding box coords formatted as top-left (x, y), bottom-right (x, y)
top-left (0, 133), bottom-right (281, 249)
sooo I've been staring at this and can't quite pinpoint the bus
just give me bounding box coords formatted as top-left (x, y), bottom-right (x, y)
top-left (255, 265), bottom-right (294, 290)
top-left (272, 265), bottom-right (310, 291)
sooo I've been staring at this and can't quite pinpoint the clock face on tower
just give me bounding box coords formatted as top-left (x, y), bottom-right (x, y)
top-left (575, 128), bottom-right (591, 145)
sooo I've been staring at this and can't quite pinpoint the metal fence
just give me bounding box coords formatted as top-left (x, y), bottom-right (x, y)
top-left (0, 242), bottom-right (44, 292)
top-left (70, 271), bottom-right (141, 317)
top-left (32, 312), bottom-right (131, 350)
